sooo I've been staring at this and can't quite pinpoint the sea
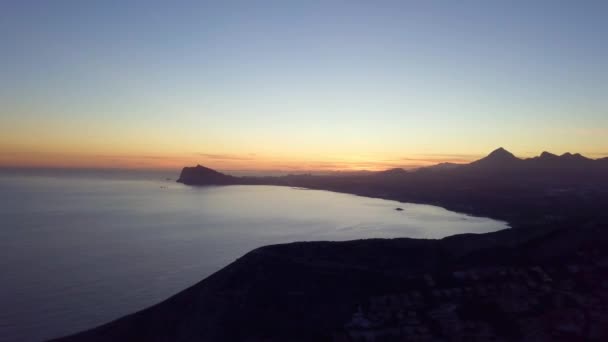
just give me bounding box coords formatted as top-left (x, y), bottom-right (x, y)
top-left (0, 169), bottom-right (508, 341)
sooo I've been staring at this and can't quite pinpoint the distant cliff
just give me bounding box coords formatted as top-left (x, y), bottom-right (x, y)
top-left (177, 165), bottom-right (239, 185)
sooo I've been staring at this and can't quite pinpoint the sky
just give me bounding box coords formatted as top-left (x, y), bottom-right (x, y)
top-left (1, 0), bottom-right (607, 171)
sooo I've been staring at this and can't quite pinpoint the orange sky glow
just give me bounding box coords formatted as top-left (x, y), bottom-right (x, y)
top-left (2, 2), bottom-right (607, 172)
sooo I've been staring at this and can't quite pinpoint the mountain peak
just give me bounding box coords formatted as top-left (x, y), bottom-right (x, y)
top-left (560, 152), bottom-right (589, 161)
top-left (195, 164), bottom-right (219, 172)
top-left (468, 147), bottom-right (520, 168)
top-left (539, 151), bottom-right (558, 159)
top-left (486, 147), bottom-right (516, 160)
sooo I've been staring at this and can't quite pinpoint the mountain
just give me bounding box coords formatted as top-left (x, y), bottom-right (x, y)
top-left (533, 151), bottom-right (559, 161)
top-left (177, 148), bottom-right (607, 187)
top-left (177, 164), bottom-right (237, 185)
top-left (464, 148), bottom-right (605, 171)
top-left (420, 162), bottom-right (463, 171)
top-left (481, 147), bottom-right (518, 161)
top-left (558, 152), bottom-right (593, 165)
top-left (175, 148), bottom-right (608, 225)
top-left (375, 167), bottom-right (409, 176)
top-left (525, 151), bottom-right (597, 170)
top-left (467, 147), bottom-right (522, 169)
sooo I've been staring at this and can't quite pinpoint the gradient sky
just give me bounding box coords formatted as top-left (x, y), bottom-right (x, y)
top-left (1, 1), bottom-right (607, 171)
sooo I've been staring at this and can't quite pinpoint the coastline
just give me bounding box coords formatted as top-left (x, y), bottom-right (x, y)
top-left (51, 150), bottom-right (608, 340)
top-left (53, 223), bottom-right (608, 341)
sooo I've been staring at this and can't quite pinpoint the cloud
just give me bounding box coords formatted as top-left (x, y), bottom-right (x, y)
top-left (93, 154), bottom-right (177, 160)
top-left (416, 153), bottom-right (482, 159)
top-left (399, 157), bottom-right (471, 164)
top-left (284, 159), bottom-right (424, 171)
top-left (197, 153), bottom-right (256, 161)
top-left (395, 153), bottom-right (481, 165)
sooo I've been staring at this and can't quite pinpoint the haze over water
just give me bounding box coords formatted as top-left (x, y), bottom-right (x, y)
top-left (0, 170), bottom-right (507, 341)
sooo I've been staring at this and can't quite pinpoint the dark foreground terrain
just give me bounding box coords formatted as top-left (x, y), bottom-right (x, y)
top-left (55, 224), bottom-right (608, 341)
top-left (54, 148), bottom-right (608, 341)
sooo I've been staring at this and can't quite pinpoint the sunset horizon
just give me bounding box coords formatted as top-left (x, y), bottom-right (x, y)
top-left (2, 147), bottom-right (608, 173)
top-left (2, 2), bottom-right (607, 172)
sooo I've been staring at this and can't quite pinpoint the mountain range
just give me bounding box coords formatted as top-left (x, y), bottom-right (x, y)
top-left (176, 148), bottom-right (608, 227)
top-left (179, 147), bottom-right (608, 184)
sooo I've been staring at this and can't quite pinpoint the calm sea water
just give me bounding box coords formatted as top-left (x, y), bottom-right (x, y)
top-left (0, 170), bottom-right (507, 342)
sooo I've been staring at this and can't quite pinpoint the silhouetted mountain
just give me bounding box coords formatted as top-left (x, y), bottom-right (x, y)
top-left (177, 148), bottom-right (608, 188)
top-left (539, 151), bottom-right (557, 158)
top-left (176, 148), bottom-right (608, 226)
top-left (421, 162), bottom-right (463, 171)
top-left (560, 152), bottom-right (588, 160)
top-left (530, 151), bottom-right (559, 162)
top-left (526, 151), bottom-right (595, 169)
top-left (559, 152), bottom-right (593, 164)
top-left (375, 167), bottom-right (409, 176)
top-left (467, 147), bottom-right (522, 169)
top-left (177, 164), bottom-right (237, 185)
top-left (483, 147), bottom-right (517, 160)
